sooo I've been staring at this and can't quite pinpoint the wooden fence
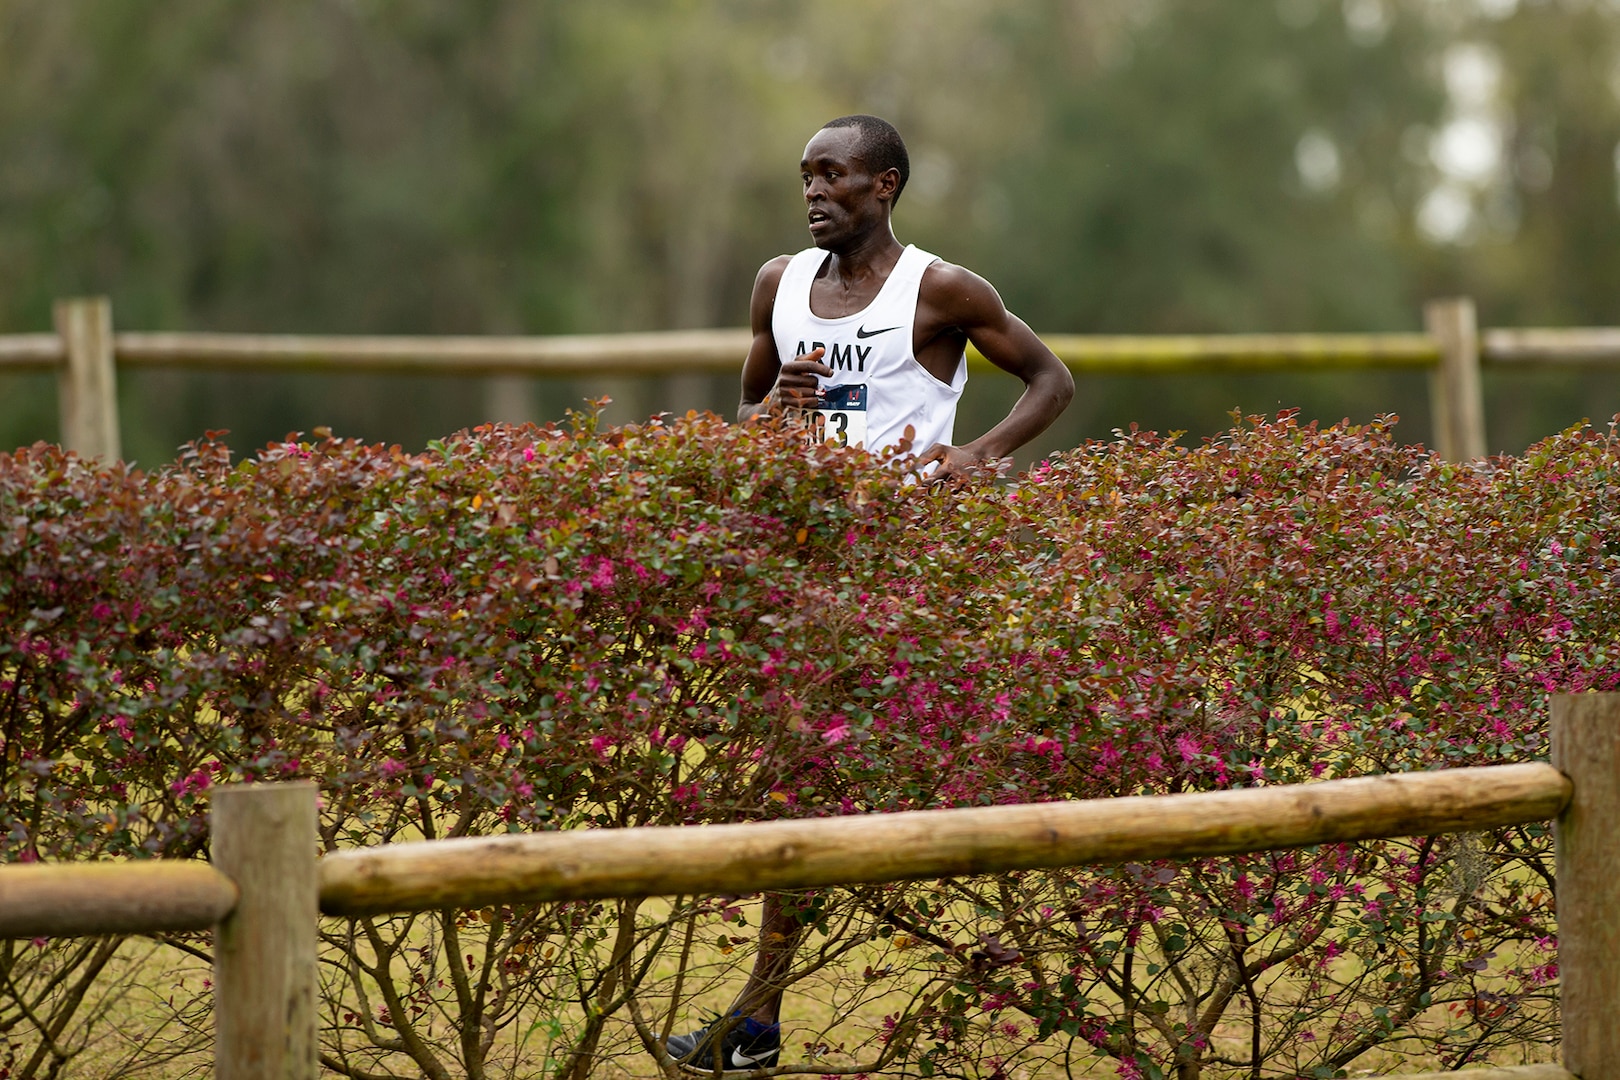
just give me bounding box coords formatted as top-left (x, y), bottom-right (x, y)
top-left (4, 296), bottom-right (1620, 463)
top-left (1, 693), bottom-right (1616, 1079)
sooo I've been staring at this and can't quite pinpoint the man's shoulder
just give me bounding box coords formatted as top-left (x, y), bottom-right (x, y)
top-left (918, 255), bottom-right (989, 292)
top-left (917, 256), bottom-right (1003, 317)
top-left (756, 251), bottom-right (808, 287)
top-left (750, 253), bottom-right (797, 303)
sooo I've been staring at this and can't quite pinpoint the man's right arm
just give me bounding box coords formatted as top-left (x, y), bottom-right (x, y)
top-left (740, 256), bottom-right (830, 422)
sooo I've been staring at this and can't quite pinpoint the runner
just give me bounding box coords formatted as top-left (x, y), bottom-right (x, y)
top-left (665, 114), bottom-right (1074, 1074)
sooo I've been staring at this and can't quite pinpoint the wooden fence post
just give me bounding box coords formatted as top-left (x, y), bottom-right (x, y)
top-left (212, 781), bottom-right (319, 1080)
top-left (1423, 297), bottom-right (1486, 461)
top-left (1551, 693), bottom-right (1620, 1080)
top-left (51, 296), bottom-right (121, 461)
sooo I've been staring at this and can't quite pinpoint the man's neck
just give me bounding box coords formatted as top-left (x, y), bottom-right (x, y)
top-left (822, 229), bottom-right (904, 286)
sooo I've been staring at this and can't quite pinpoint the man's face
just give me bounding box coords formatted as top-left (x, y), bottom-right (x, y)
top-left (800, 126), bottom-right (889, 249)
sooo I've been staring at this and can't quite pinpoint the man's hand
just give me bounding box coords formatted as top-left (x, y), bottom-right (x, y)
top-left (911, 442), bottom-right (1001, 487)
top-left (760, 348), bottom-right (832, 414)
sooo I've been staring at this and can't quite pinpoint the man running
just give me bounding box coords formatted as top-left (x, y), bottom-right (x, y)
top-left (740, 114), bottom-right (1073, 480)
top-left (665, 114), bottom-right (1074, 1074)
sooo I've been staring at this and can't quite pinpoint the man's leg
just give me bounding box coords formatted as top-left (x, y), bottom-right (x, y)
top-left (665, 893), bottom-right (804, 1070)
top-left (731, 892), bottom-right (805, 1023)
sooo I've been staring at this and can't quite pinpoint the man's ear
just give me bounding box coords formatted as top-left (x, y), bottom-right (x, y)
top-left (875, 167), bottom-right (901, 203)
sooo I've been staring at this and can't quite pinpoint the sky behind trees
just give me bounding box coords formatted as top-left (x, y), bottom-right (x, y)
top-left (2, 0), bottom-right (1619, 463)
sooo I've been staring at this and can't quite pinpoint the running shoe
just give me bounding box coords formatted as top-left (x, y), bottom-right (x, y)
top-left (666, 1015), bottom-right (781, 1074)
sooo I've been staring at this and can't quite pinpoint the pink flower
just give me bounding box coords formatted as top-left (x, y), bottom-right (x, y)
top-left (169, 768), bottom-right (213, 796)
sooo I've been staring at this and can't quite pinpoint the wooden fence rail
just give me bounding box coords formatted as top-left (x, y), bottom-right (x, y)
top-left (6, 295), bottom-right (1620, 463)
top-left (0, 695), bottom-right (1616, 1078)
top-left (319, 761), bottom-right (1568, 916)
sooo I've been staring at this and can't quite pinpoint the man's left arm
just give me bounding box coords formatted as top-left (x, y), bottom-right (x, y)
top-left (913, 264), bottom-right (1075, 481)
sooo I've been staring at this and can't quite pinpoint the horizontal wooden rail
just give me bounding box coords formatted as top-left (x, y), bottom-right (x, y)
top-left (1482, 327), bottom-right (1620, 365)
top-left (319, 761), bottom-right (1568, 917)
top-left (0, 861), bottom-right (238, 938)
top-left (0, 764), bottom-right (1574, 930)
top-left (2, 329), bottom-right (1444, 376)
top-left (4, 326), bottom-right (1620, 378)
top-left (120, 329), bottom-right (1442, 376)
top-left (0, 333), bottom-right (62, 368)
top-left (108, 328), bottom-right (754, 376)
top-left (1017, 332), bottom-right (1438, 373)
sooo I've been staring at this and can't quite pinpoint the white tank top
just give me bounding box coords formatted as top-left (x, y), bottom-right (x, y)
top-left (771, 244), bottom-right (966, 456)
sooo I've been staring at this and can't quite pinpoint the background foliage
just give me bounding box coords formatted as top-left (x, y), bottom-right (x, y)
top-left (3, 0), bottom-right (1620, 460)
top-left (2, 413), bottom-right (1616, 1077)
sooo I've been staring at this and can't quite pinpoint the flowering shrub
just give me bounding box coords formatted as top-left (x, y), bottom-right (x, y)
top-left (1, 409), bottom-right (1616, 1079)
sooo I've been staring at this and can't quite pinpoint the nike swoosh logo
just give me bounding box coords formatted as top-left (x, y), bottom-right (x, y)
top-left (856, 324), bottom-right (901, 339)
top-left (730, 1047), bottom-right (774, 1068)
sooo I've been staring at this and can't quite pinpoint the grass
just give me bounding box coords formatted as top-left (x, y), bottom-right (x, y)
top-left (18, 878), bottom-right (1559, 1080)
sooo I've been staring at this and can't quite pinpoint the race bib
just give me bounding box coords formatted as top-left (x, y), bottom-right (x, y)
top-left (809, 383), bottom-right (868, 448)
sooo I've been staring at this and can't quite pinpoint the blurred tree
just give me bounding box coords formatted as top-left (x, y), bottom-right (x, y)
top-left (963, 0), bottom-right (1448, 451)
top-left (0, 0), bottom-right (587, 457)
top-left (0, 0), bottom-right (1617, 460)
top-left (990, 0), bottom-right (1440, 334)
top-left (1411, 0), bottom-right (1620, 451)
